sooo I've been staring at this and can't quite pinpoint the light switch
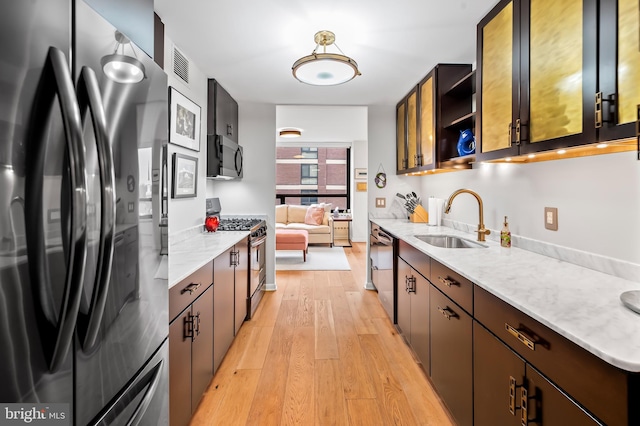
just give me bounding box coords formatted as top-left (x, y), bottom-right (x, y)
top-left (375, 197), bottom-right (386, 208)
top-left (544, 207), bottom-right (558, 231)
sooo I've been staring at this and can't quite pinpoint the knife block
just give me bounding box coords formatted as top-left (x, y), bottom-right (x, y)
top-left (410, 204), bottom-right (429, 223)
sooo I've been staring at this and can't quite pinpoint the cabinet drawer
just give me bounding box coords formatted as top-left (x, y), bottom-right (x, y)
top-left (431, 259), bottom-right (473, 314)
top-left (398, 240), bottom-right (430, 280)
top-left (169, 261), bottom-right (213, 323)
top-left (474, 285), bottom-right (631, 426)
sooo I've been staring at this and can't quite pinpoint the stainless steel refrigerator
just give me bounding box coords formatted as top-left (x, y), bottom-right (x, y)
top-left (0, 0), bottom-right (169, 424)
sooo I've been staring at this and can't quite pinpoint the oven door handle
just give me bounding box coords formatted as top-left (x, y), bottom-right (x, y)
top-left (251, 235), bottom-right (267, 247)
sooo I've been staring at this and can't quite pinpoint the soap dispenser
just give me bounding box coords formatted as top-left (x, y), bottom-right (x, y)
top-left (500, 216), bottom-right (511, 248)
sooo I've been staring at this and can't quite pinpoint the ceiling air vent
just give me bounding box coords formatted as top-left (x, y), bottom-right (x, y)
top-left (172, 45), bottom-right (189, 84)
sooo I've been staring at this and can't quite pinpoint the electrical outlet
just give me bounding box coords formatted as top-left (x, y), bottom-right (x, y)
top-left (128, 202), bottom-right (135, 213)
top-left (544, 207), bottom-right (558, 231)
top-left (375, 197), bottom-right (386, 208)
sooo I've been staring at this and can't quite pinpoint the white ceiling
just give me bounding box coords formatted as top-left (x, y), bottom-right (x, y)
top-left (154, 0), bottom-right (498, 106)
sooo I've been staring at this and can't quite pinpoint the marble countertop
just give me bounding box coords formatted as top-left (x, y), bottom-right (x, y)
top-left (371, 218), bottom-right (640, 372)
top-left (168, 230), bottom-right (249, 288)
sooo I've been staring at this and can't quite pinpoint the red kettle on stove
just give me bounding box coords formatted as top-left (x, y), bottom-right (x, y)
top-left (204, 216), bottom-right (219, 232)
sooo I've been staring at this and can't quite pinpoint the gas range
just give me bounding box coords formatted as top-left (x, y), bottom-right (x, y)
top-left (206, 198), bottom-right (266, 240)
top-left (218, 217), bottom-right (263, 231)
top-left (219, 217), bottom-right (267, 240)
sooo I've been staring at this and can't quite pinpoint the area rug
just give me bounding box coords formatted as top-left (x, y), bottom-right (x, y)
top-left (275, 246), bottom-right (351, 271)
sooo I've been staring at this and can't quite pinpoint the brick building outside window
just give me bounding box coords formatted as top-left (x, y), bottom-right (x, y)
top-left (275, 147), bottom-right (349, 209)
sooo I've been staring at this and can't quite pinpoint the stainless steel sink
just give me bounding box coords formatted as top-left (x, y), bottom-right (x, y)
top-left (414, 234), bottom-right (488, 249)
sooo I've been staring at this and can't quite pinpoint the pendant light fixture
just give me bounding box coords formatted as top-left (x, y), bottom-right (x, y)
top-left (292, 30), bottom-right (361, 86)
top-left (101, 31), bottom-right (146, 84)
top-left (279, 129), bottom-right (302, 138)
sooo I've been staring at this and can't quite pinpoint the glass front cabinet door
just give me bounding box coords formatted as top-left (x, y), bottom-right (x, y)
top-left (477, 0), bottom-right (599, 160)
top-left (597, 0), bottom-right (640, 142)
top-left (396, 87), bottom-right (418, 173)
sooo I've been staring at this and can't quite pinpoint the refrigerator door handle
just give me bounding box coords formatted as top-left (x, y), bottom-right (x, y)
top-left (87, 358), bottom-right (164, 426)
top-left (76, 66), bottom-right (116, 350)
top-left (24, 46), bottom-right (88, 372)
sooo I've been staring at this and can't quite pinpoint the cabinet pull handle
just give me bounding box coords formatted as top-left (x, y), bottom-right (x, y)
top-left (181, 282), bottom-right (201, 295)
top-left (437, 306), bottom-right (457, 320)
top-left (438, 276), bottom-right (458, 287)
top-left (505, 323), bottom-right (536, 351)
top-left (596, 92), bottom-right (615, 129)
top-left (520, 387), bottom-right (528, 426)
top-left (194, 312), bottom-right (201, 337)
top-left (184, 314), bottom-right (195, 341)
top-left (595, 92), bottom-right (603, 129)
top-left (230, 250), bottom-right (239, 267)
top-left (509, 376), bottom-right (523, 415)
top-left (407, 276), bottom-right (416, 293)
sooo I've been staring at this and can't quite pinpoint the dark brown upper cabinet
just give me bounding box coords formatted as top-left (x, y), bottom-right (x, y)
top-left (396, 64), bottom-right (474, 174)
top-left (476, 0), bottom-right (598, 161)
top-left (207, 79), bottom-right (239, 143)
top-left (597, 0), bottom-right (640, 143)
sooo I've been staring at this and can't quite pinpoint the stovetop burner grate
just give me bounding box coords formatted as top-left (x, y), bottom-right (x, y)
top-left (218, 218), bottom-right (264, 231)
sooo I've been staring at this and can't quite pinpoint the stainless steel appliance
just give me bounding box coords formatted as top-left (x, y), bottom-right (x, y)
top-left (218, 217), bottom-right (267, 319)
top-left (206, 134), bottom-right (243, 180)
top-left (0, 1), bottom-right (168, 423)
top-left (370, 223), bottom-right (396, 322)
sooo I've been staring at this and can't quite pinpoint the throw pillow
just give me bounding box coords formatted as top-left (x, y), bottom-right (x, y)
top-left (304, 206), bottom-right (324, 225)
top-left (311, 202), bottom-right (332, 213)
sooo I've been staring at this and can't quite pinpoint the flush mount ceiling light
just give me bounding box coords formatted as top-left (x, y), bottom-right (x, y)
top-left (279, 129), bottom-right (302, 138)
top-left (292, 30), bottom-right (361, 86)
top-left (101, 31), bottom-right (146, 84)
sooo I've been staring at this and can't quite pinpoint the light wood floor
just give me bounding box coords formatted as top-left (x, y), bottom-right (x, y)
top-left (189, 243), bottom-right (454, 426)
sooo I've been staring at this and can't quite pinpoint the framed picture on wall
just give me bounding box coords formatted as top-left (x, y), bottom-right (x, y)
top-left (172, 153), bottom-right (198, 198)
top-left (169, 87), bottom-right (201, 151)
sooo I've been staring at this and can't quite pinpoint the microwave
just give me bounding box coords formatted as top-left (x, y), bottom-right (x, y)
top-left (206, 134), bottom-right (243, 179)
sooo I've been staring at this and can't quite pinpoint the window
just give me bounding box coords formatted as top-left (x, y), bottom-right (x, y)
top-left (275, 146), bottom-right (349, 209)
top-left (300, 147), bottom-right (318, 159)
top-left (301, 164), bottom-right (318, 185)
top-left (301, 189), bottom-right (318, 205)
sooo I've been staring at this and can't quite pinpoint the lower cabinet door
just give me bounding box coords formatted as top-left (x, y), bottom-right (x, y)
top-left (191, 286), bottom-right (214, 411)
top-left (169, 308), bottom-right (193, 426)
top-left (430, 286), bottom-right (473, 426)
top-left (474, 321), bottom-right (525, 426)
top-left (214, 248), bottom-right (236, 373)
top-left (396, 258), bottom-right (412, 336)
top-left (410, 272), bottom-right (430, 373)
top-left (234, 240), bottom-right (249, 335)
top-left (525, 365), bottom-right (600, 426)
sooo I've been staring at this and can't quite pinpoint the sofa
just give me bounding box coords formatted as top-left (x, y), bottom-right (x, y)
top-left (275, 204), bottom-right (333, 245)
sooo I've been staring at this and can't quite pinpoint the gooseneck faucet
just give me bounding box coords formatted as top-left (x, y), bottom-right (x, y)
top-left (444, 189), bottom-right (490, 242)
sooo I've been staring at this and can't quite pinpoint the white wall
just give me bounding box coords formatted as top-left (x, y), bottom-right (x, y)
top-left (206, 102), bottom-right (277, 287)
top-left (367, 106), bottom-right (640, 265)
top-left (164, 35), bottom-right (208, 233)
top-left (351, 139), bottom-right (368, 242)
top-left (419, 152), bottom-right (640, 264)
top-left (367, 105), bottom-right (421, 220)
